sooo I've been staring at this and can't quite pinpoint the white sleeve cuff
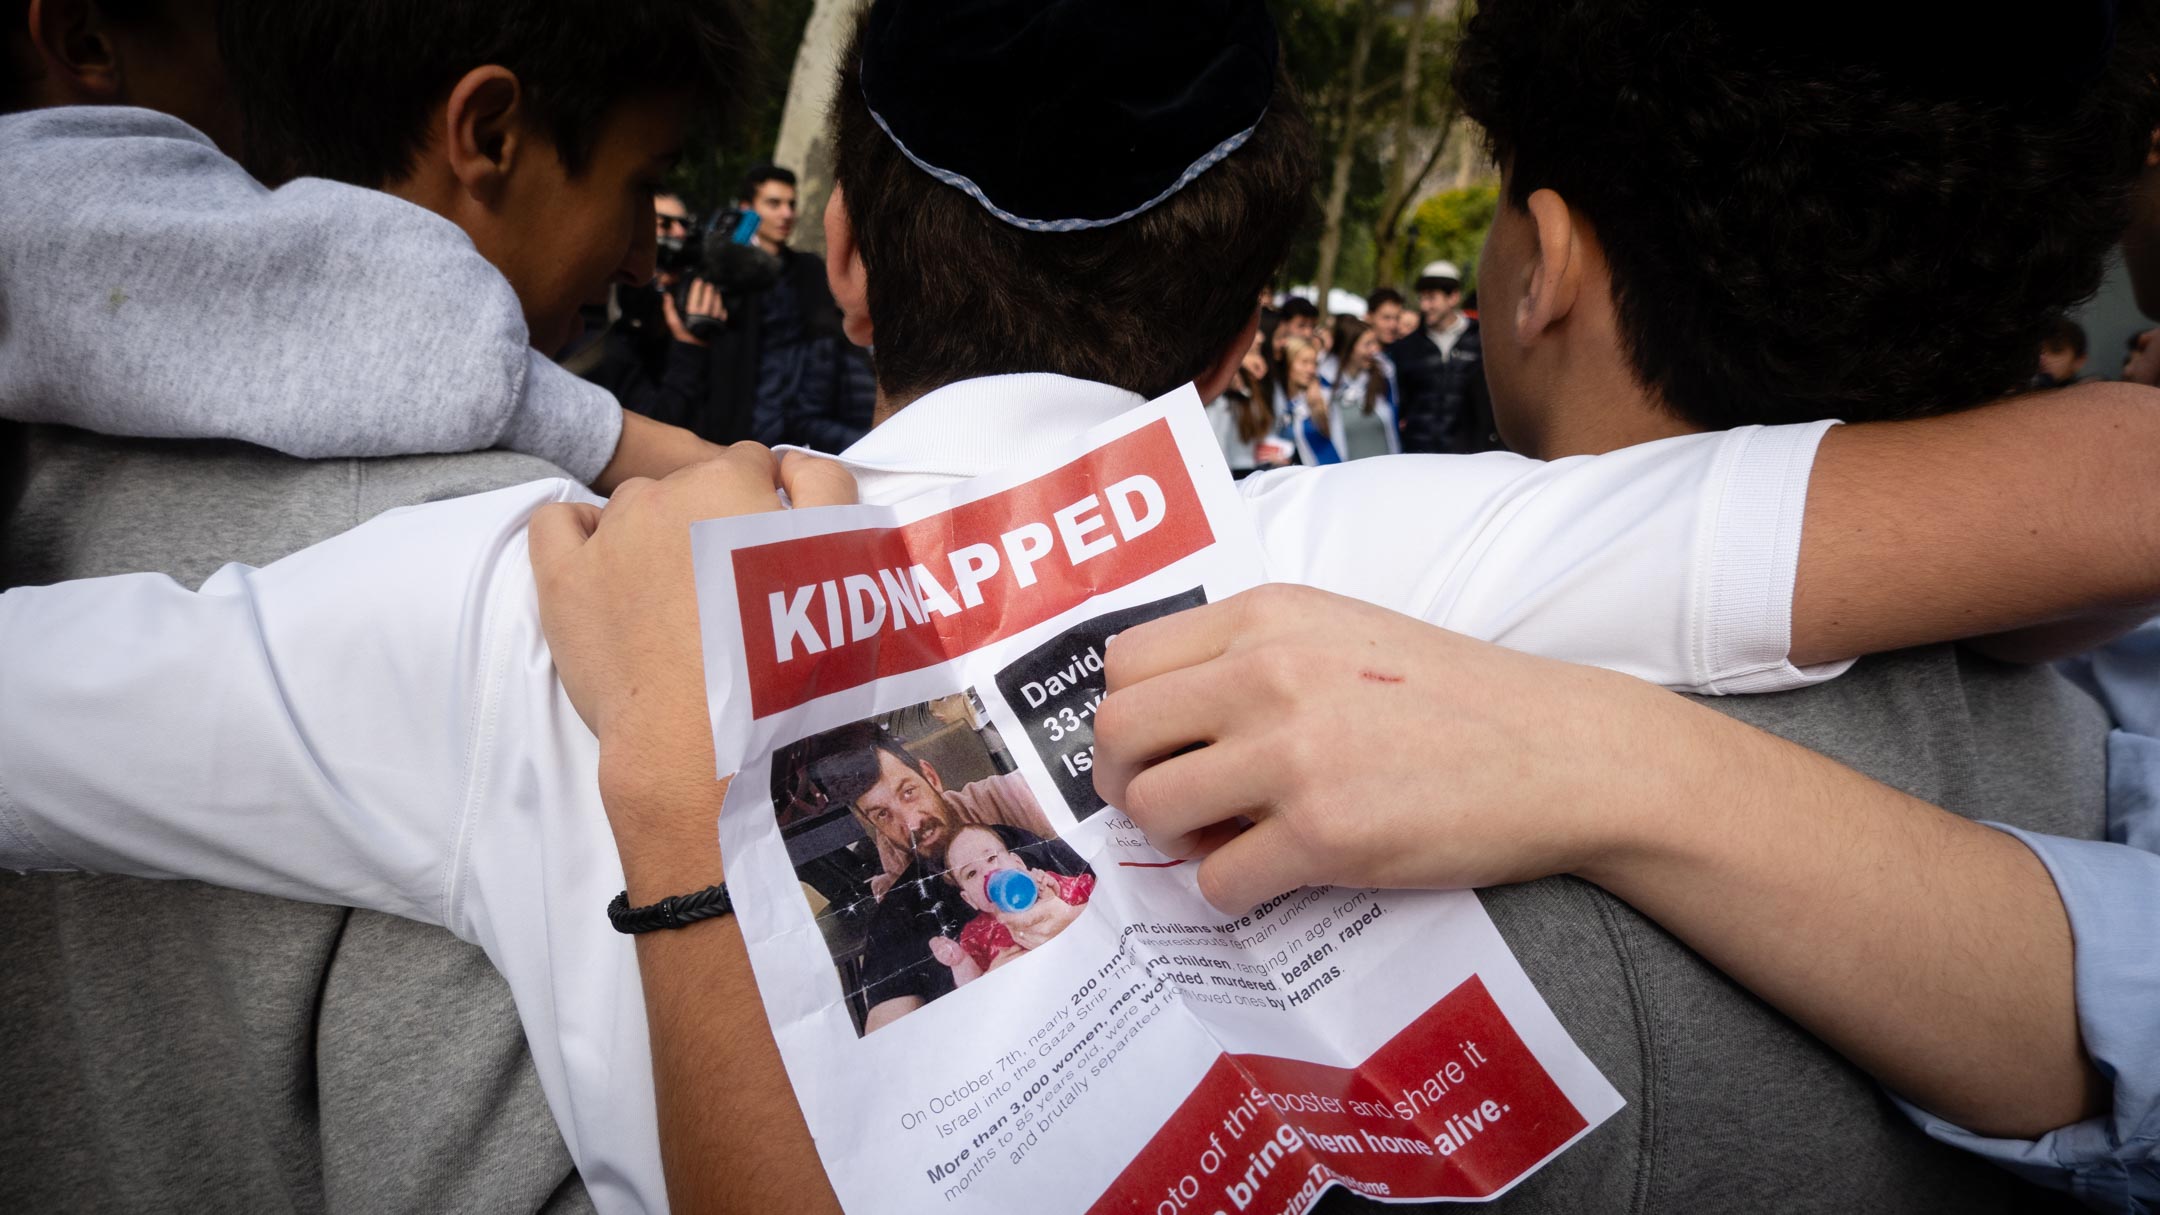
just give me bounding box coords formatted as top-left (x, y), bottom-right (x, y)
top-left (501, 352), bottom-right (624, 484)
top-left (1692, 419), bottom-right (1855, 695)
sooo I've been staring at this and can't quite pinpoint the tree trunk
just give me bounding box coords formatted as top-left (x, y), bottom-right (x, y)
top-left (771, 0), bottom-right (865, 254)
top-left (1313, 0), bottom-right (1382, 309)
top-left (1373, 0), bottom-right (1437, 288)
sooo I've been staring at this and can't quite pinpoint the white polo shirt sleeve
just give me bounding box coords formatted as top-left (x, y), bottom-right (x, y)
top-left (1240, 421), bottom-right (1847, 694)
top-left (0, 477), bottom-right (594, 919)
top-left (0, 476), bottom-right (680, 1211)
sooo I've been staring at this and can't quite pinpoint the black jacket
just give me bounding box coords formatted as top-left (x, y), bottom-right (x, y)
top-left (618, 248), bottom-right (874, 452)
top-left (582, 286), bottom-right (675, 419)
top-left (701, 247), bottom-right (869, 449)
top-left (1386, 319), bottom-right (1502, 454)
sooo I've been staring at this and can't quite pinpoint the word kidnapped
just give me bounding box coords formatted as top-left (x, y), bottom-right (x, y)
top-left (768, 475), bottom-right (1167, 662)
top-left (727, 418), bottom-right (1216, 719)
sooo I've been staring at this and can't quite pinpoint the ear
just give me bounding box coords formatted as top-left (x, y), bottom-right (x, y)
top-left (1514, 188), bottom-right (1584, 345)
top-left (27, 0), bottom-right (122, 101)
top-left (826, 183), bottom-right (874, 348)
top-left (1195, 310), bottom-right (1264, 401)
top-left (917, 758), bottom-right (944, 794)
top-left (441, 66), bottom-right (527, 203)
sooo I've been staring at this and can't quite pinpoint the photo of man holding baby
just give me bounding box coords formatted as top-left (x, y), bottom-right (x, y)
top-left (771, 693), bottom-right (1097, 1036)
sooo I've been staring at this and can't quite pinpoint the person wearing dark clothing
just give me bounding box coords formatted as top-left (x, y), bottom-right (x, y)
top-left (736, 253), bottom-right (878, 449)
top-left (583, 282), bottom-right (679, 416)
top-left (797, 326), bottom-right (882, 453)
top-left (1386, 259), bottom-right (1502, 453)
top-left (692, 244), bottom-right (856, 444)
top-left (583, 192), bottom-right (743, 430)
top-left (632, 166), bottom-right (876, 452)
top-left (1387, 320), bottom-right (1499, 453)
top-left (610, 245), bottom-right (874, 451)
top-left (803, 728), bottom-right (1070, 1032)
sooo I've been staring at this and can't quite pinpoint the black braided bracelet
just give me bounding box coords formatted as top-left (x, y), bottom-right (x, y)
top-left (607, 883), bottom-right (734, 935)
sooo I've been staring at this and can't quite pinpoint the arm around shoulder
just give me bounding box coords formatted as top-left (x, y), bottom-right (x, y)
top-left (528, 451), bottom-right (861, 1213)
top-left (0, 108), bottom-right (590, 465)
top-left (1245, 422), bottom-right (1839, 694)
top-left (1793, 381), bottom-right (2160, 666)
top-left (0, 480), bottom-right (584, 920)
top-left (1094, 585), bottom-right (2100, 1143)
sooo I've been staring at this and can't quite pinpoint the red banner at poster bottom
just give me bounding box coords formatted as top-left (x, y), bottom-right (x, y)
top-left (1087, 976), bottom-right (1587, 1214)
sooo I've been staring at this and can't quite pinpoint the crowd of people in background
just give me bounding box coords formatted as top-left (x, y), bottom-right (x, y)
top-left (8, 0), bottom-right (2160, 1211)
top-left (578, 169), bottom-right (1523, 474)
top-left (582, 165), bottom-right (2150, 475)
top-left (1206, 257), bottom-right (1504, 474)
top-left (579, 167), bottom-right (876, 453)
top-left (588, 169), bottom-right (1516, 473)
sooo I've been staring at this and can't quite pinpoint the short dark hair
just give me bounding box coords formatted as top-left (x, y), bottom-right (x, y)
top-left (220, 0), bottom-right (749, 186)
top-left (808, 724), bottom-right (925, 812)
top-left (3, 0), bottom-right (36, 112)
top-left (1277, 296), bottom-right (1319, 322)
top-left (1454, 1), bottom-right (2160, 427)
top-left (2042, 317), bottom-right (2090, 358)
top-left (0, 420), bottom-right (24, 530)
top-left (3, 0), bottom-right (198, 115)
top-left (1366, 287), bottom-right (1405, 313)
top-left (0, 2), bottom-right (20, 112)
top-left (740, 162), bottom-right (797, 202)
top-left (830, 11), bottom-right (1317, 404)
top-left (1330, 314), bottom-right (1372, 355)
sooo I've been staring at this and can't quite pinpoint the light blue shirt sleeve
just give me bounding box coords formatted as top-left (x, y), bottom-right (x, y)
top-left (2063, 620), bottom-right (2160, 855)
top-left (1893, 621), bottom-right (2160, 1211)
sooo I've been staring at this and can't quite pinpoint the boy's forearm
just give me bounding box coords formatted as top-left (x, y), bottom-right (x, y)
top-left (1581, 700), bottom-right (2101, 1137)
top-left (530, 451), bottom-right (861, 1211)
top-left (629, 890), bottom-right (839, 1212)
top-left (1793, 381), bottom-right (2160, 666)
top-left (603, 751), bottom-right (840, 1215)
top-left (590, 411), bottom-right (730, 495)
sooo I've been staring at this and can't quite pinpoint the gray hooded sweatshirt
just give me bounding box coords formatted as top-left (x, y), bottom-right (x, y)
top-left (0, 105), bottom-right (621, 482)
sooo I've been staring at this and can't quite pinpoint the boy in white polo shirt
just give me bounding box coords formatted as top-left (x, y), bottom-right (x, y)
top-left (9, 1), bottom-right (2160, 1212)
top-left (506, 3), bottom-right (2160, 1210)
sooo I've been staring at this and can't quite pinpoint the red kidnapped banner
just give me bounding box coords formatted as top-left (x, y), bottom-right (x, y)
top-left (1087, 977), bottom-right (1586, 1215)
top-left (733, 419), bottom-right (1213, 718)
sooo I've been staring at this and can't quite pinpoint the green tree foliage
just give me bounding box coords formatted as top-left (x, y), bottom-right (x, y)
top-left (1272, 0), bottom-right (1464, 297)
top-left (656, 0), bottom-right (1476, 294)
top-left (1406, 184), bottom-right (1498, 293)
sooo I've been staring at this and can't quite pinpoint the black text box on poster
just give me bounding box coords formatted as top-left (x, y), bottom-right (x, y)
top-left (994, 588), bottom-right (1209, 821)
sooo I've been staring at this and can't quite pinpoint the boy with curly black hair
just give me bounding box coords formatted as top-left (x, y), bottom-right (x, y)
top-left (1449, 0), bottom-right (2160, 450)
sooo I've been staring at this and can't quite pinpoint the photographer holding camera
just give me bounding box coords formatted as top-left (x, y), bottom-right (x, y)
top-left (584, 192), bottom-right (714, 418)
top-left (635, 165), bottom-right (874, 452)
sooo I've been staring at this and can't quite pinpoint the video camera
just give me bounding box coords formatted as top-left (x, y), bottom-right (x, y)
top-left (656, 207), bottom-right (783, 342)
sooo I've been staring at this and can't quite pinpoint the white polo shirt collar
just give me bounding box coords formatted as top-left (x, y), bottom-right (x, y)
top-left (813, 374), bottom-right (1147, 499)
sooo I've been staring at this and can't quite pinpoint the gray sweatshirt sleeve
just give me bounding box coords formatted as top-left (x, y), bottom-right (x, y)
top-left (0, 106), bottom-right (623, 483)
